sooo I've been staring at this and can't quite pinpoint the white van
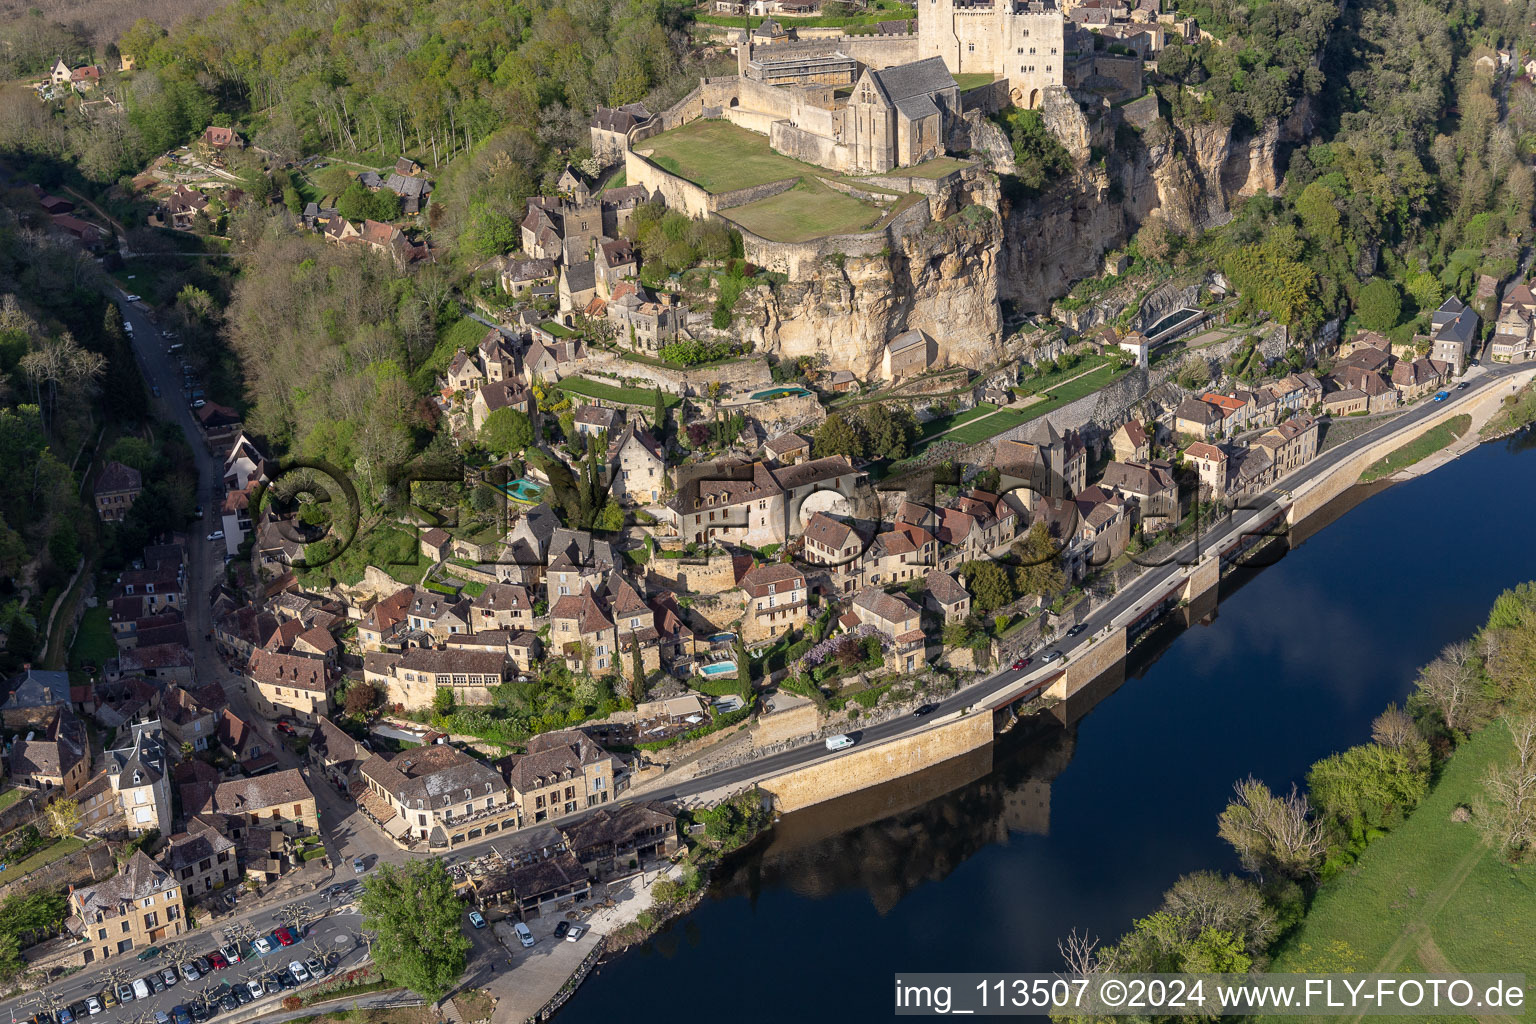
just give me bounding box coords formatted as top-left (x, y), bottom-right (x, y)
top-left (514, 922), bottom-right (535, 947)
top-left (132, 978), bottom-right (151, 1001)
top-left (824, 734), bottom-right (855, 751)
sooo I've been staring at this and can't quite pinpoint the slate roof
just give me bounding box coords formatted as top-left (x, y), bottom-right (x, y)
top-left (563, 261), bottom-right (597, 293)
top-left (72, 851), bottom-right (176, 919)
top-left (95, 460), bottom-right (142, 495)
top-left (852, 587), bottom-right (921, 626)
top-left (203, 767), bottom-right (313, 815)
top-left (361, 743), bottom-right (505, 810)
top-left (868, 56), bottom-right (957, 104)
top-left (925, 570), bottom-right (969, 606)
top-left (505, 730), bottom-right (617, 793)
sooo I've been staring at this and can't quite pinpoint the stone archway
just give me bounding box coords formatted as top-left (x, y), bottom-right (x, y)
top-left (1010, 87), bottom-right (1024, 105)
top-left (1028, 88), bottom-right (1041, 109)
top-left (729, 97), bottom-right (740, 107)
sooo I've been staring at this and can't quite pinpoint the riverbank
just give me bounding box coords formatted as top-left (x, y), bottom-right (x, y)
top-left (1265, 720), bottom-right (1535, 988)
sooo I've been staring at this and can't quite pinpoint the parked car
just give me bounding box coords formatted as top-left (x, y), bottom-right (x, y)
top-left (263, 975), bottom-right (282, 996)
top-left (304, 956), bottom-right (324, 977)
top-left (161, 967), bottom-right (179, 987)
top-left (68, 1003), bottom-right (88, 1022)
top-left (124, 294), bottom-right (141, 303)
top-left (553, 920), bottom-right (570, 940)
top-left (1066, 623), bottom-right (1088, 637)
top-left (187, 1002), bottom-right (208, 1023)
top-left (191, 399), bottom-right (206, 409)
top-left (274, 926), bottom-right (297, 946)
top-left (154, 1011), bottom-right (172, 1024)
top-left (133, 978), bottom-right (151, 1000)
top-left (170, 1006), bottom-right (192, 1024)
top-left (290, 960), bottom-right (310, 983)
top-left (252, 936), bottom-right (276, 956)
top-left (192, 956), bottom-right (212, 975)
top-left (137, 946), bottom-right (162, 962)
top-left (244, 980), bottom-right (263, 1000)
top-left (59, 1008), bottom-right (77, 1024)
top-left (179, 962), bottom-right (200, 982)
top-left (221, 942), bottom-right (243, 964)
top-left (219, 992), bottom-right (240, 1013)
top-left (276, 720), bottom-right (296, 735)
top-left (468, 910), bottom-right (486, 929)
top-left (566, 924), bottom-right (587, 942)
top-left (352, 856), bottom-right (367, 874)
top-left (206, 951), bottom-right (228, 970)
top-left (514, 922), bottom-right (535, 947)
top-left (83, 998), bottom-right (101, 1018)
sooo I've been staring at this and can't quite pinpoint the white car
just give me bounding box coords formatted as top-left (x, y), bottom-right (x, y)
top-left (132, 978), bottom-right (151, 1000)
top-left (179, 961), bottom-right (200, 982)
top-left (566, 924), bottom-right (586, 942)
top-left (252, 936), bottom-right (276, 955)
top-left (514, 922), bottom-right (535, 947)
top-left (289, 960), bottom-right (309, 983)
top-left (123, 294), bottom-right (141, 303)
top-left (84, 997), bottom-right (102, 1016)
top-left (207, 530), bottom-right (224, 542)
top-left (245, 979), bottom-right (263, 1000)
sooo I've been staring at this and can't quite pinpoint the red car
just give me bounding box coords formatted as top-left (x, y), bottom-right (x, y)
top-left (206, 952), bottom-right (229, 970)
top-left (276, 721), bottom-right (296, 735)
top-left (1012, 657), bottom-right (1032, 671)
top-left (274, 927), bottom-right (296, 946)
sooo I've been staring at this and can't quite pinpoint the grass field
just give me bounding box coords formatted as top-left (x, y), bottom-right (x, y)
top-left (1361, 414), bottom-right (1471, 482)
top-left (724, 179), bottom-right (884, 242)
top-left (952, 73), bottom-right (997, 91)
top-left (1265, 721), bottom-right (1536, 1011)
top-left (555, 377), bottom-right (682, 408)
top-left (69, 605), bottom-right (115, 670)
top-left (918, 402), bottom-right (999, 440)
top-left (3, 836), bottom-right (88, 879)
top-left (638, 120), bottom-right (820, 193)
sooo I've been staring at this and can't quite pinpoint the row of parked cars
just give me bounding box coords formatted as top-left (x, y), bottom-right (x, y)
top-left (39, 932), bottom-right (324, 1023)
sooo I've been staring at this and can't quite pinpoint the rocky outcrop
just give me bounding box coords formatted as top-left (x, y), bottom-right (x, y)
top-left (736, 213), bottom-right (1004, 377)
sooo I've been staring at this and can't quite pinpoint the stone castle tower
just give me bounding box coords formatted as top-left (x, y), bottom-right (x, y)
top-left (916, 0), bottom-right (1067, 108)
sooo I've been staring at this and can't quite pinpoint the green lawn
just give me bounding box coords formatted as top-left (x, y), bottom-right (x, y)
top-left (1360, 414), bottom-right (1470, 483)
top-left (952, 73), bottom-right (997, 92)
top-left (1265, 721), bottom-right (1536, 1006)
top-left (0, 787), bottom-right (27, 814)
top-left (555, 377), bottom-right (682, 408)
top-left (918, 402), bottom-right (998, 440)
top-left (866, 155), bottom-right (975, 181)
top-left (637, 120), bottom-right (820, 193)
top-left (2, 837), bottom-right (88, 879)
top-left (298, 525), bottom-right (428, 589)
top-left (539, 320), bottom-right (574, 338)
top-left (723, 179), bottom-right (885, 242)
top-left (69, 605), bottom-right (115, 670)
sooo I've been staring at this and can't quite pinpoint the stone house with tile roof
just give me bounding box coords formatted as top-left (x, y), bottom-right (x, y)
top-left (504, 730), bottom-right (620, 826)
top-left (69, 850), bottom-right (184, 961)
top-left (361, 743), bottom-right (513, 847)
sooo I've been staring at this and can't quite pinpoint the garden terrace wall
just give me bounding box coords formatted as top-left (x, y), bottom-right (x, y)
top-left (582, 351), bottom-right (775, 397)
top-left (646, 551), bottom-right (743, 595)
top-left (727, 188), bottom-right (934, 281)
top-left (0, 840), bottom-right (114, 904)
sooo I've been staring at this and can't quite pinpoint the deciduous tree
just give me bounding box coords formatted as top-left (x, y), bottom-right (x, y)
top-left (356, 861), bottom-right (471, 1002)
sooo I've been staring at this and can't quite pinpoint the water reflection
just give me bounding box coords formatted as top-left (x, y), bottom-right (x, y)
top-left (559, 433), bottom-right (1536, 1023)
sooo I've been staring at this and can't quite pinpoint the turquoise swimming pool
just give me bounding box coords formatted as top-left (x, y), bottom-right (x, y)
top-left (497, 478), bottom-right (545, 504)
top-left (751, 387), bottom-right (813, 401)
top-left (699, 661), bottom-right (737, 677)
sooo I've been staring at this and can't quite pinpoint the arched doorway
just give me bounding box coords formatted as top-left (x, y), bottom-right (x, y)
top-left (1028, 88), bottom-right (1040, 109)
top-left (729, 97), bottom-right (740, 107)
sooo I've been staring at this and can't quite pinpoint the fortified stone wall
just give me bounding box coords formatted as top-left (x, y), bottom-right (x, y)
top-left (582, 351), bottom-right (775, 397)
top-left (0, 841), bottom-right (114, 904)
top-left (646, 552), bottom-right (742, 595)
top-left (758, 710), bottom-right (993, 812)
top-left (750, 701), bottom-right (820, 749)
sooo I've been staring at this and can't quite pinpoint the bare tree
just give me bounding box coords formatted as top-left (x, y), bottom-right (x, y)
top-left (1159, 871), bottom-right (1278, 955)
top-left (1474, 714), bottom-right (1536, 863)
top-left (1371, 702), bottom-right (1416, 747)
top-left (1217, 777), bottom-right (1327, 880)
top-left (1057, 928), bottom-right (1101, 976)
top-left (1413, 640), bottom-right (1488, 735)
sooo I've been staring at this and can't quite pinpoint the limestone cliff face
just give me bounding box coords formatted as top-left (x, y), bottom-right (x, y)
top-left (736, 214), bottom-right (1004, 377)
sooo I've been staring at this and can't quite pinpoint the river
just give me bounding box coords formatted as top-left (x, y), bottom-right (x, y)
top-left (556, 430), bottom-right (1536, 1022)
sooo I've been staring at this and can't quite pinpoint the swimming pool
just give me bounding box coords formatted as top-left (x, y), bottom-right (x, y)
top-left (497, 478), bottom-right (545, 503)
top-left (699, 661), bottom-right (737, 677)
top-left (751, 387), bottom-right (813, 401)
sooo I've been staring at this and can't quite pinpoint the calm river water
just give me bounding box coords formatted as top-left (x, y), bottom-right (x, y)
top-left (557, 430), bottom-right (1536, 1022)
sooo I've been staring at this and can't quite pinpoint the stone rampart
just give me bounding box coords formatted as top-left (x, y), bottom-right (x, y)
top-left (646, 551), bottom-right (742, 595)
top-left (1045, 624), bottom-right (1126, 700)
top-left (750, 701), bottom-right (820, 749)
top-left (758, 711), bottom-right (993, 812)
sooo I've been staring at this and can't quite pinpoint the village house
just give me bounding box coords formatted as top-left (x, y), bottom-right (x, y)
top-left (504, 729), bottom-right (621, 826)
top-left (104, 722), bottom-right (174, 835)
top-left (69, 850), bottom-right (184, 961)
top-left (368, 647), bottom-right (508, 710)
top-left (1174, 396), bottom-right (1224, 440)
top-left (1109, 420), bottom-right (1150, 462)
top-left (1074, 485), bottom-right (1131, 566)
top-left (357, 588), bottom-right (414, 651)
top-left (925, 569), bottom-right (971, 623)
top-left (407, 589), bottom-right (472, 639)
top-left (1, 666), bottom-right (70, 730)
top-left (563, 801), bottom-right (677, 876)
top-left (801, 512), bottom-right (869, 579)
top-left (1251, 413), bottom-right (1319, 478)
top-left (662, 456), bottom-right (863, 548)
top-left (94, 461), bottom-right (143, 522)
top-left (361, 742), bottom-right (514, 847)
top-left (763, 432), bottom-right (811, 465)
top-left (1183, 441), bottom-right (1229, 501)
top-left (545, 528), bottom-right (618, 604)
top-left (1491, 283), bottom-right (1536, 363)
top-left (1322, 389), bottom-right (1368, 417)
top-left (850, 587), bottom-right (927, 672)
top-left (6, 707), bottom-right (90, 795)
top-left (308, 716), bottom-right (366, 791)
top-left (470, 582), bottom-right (536, 631)
top-left (882, 329), bottom-right (934, 381)
top-left (499, 256), bottom-right (559, 296)
top-left (1429, 294), bottom-right (1479, 374)
top-left (163, 819), bottom-right (238, 900)
top-left (590, 103), bottom-right (653, 167)
top-left (549, 587), bottom-right (619, 675)
top-left (1098, 459), bottom-right (1179, 533)
top-left (605, 422), bottom-right (666, 506)
top-left (595, 238), bottom-right (638, 297)
top-left (739, 563), bottom-right (808, 643)
top-left (158, 684), bottom-right (223, 756)
top-left (246, 649), bottom-right (334, 723)
top-left (1390, 356), bottom-right (1450, 401)
top-left (995, 421), bottom-right (1087, 503)
top-left (605, 282), bottom-right (688, 353)
top-left (191, 768), bottom-right (319, 835)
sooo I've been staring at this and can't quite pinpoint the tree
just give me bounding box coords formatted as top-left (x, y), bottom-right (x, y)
top-left (432, 688), bottom-right (454, 716)
top-left (651, 387), bottom-right (666, 432)
top-left (1356, 278), bottom-right (1402, 332)
top-left (43, 798), bottom-right (79, 840)
top-left (1405, 271), bottom-right (1442, 313)
top-left (629, 637), bottom-right (645, 703)
top-left (356, 861), bottom-right (471, 1002)
top-left (106, 436), bottom-right (156, 472)
top-left (479, 408), bottom-right (533, 458)
top-left (959, 560), bottom-right (1014, 616)
top-left (1473, 714), bottom-right (1536, 863)
top-left (1217, 777), bottom-right (1326, 880)
top-left (1411, 640), bottom-right (1490, 735)
top-left (1307, 743), bottom-right (1428, 848)
top-left (1012, 521), bottom-right (1066, 597)
top-left (813, 413), bottom-right (861, 459)
top-left (344, 681), bottom-right (377, 718)
top-left (595, 500), bottom-right (624, 531)
top-left (1158, 872), bottom-right (1277, 959)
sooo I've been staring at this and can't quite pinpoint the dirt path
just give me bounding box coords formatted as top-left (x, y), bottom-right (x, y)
top-left (1346, 844), bottom-right (1488, 1024)
top-left (1415, 932), bottom-right (1521, 1024)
